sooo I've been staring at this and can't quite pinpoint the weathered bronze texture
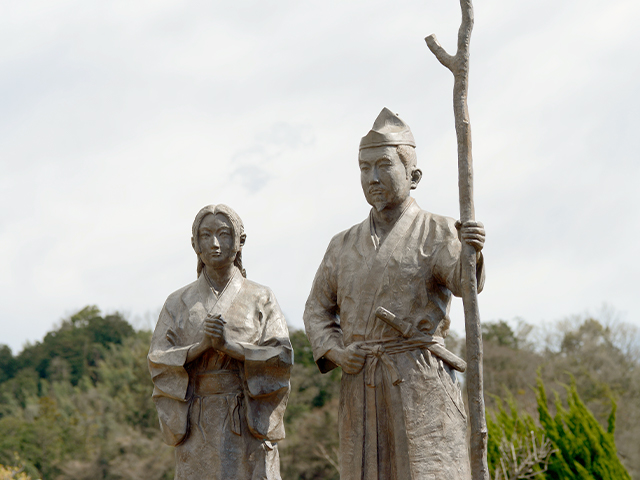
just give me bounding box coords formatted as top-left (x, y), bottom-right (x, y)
top-left (149, 204), bottom-right (292, 480)
top-left (304, 108), bottom-right (485, 479)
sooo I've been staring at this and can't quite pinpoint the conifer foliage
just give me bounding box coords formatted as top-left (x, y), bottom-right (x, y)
top-left (487, 377), bottom-right (632, 479)
top-left (536, 378), bottom-right (630, 480)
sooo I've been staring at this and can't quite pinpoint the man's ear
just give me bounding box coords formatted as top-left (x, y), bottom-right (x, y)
top-left (410, 168), bottom-right (422, 190)
top-left (239, 233), bottom-right (247, 248)
top-left (191, 237), bottom-right (200, 254)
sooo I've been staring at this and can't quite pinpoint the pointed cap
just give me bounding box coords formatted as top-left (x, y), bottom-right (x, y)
top-left (359, 107), bottom-right (416, 150)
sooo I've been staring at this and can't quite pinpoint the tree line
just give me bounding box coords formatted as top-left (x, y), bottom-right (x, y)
top-left (0, 306), bottom-right (637, 479)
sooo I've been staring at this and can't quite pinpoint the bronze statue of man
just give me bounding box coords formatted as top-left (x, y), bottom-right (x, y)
top-left (303, 107), bottom-right (485, 479)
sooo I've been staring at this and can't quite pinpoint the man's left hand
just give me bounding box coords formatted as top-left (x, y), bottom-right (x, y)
top-left (456, 220), bottom-right (485, 252)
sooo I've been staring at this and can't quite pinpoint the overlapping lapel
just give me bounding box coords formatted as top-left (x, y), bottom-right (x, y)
top-left (181, 269), bottom-right (245, 334)
top-left (354, 200), bottom-right (421, 338)
top-left (206, 269), bottom-right (244, 318)
top-left (353, 219), bottom-right (377, 272)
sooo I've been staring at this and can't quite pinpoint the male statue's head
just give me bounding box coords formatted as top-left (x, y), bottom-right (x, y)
top-left (358, 107), bottom-right (422, 212)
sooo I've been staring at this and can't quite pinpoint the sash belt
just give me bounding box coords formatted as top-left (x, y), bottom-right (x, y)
top-left (359, 336), bottom-right (445, 388)
top-left (191, 371), bottom-right (243, 437)
top-left (195, 370), bottom-right (241, 394)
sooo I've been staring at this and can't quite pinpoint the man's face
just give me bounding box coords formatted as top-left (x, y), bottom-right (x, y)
top-left (197, 213), bottom-right (238, 271)
top-left (359, 146), bottom-right (412, 212)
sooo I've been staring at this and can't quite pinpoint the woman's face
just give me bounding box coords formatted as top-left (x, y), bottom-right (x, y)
top-left (197, 213), bottom-right (238, 271)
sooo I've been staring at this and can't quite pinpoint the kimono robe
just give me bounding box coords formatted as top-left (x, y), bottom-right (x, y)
top-left (148, 268), bottom-right (292, 480)
top-left (304, 199), bottom-right (484, 480)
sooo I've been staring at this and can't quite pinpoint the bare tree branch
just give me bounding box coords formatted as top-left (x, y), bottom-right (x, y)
top-left (315, 443), bottom-right (340, 475)
top-left (493, 432), bottom-right (556, 480)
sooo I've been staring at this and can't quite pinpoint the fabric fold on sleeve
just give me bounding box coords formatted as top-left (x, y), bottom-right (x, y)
top-left (243, 290), bottom-right (293, 442)
top-left (432, 218), bottom-right (485, 298)
top-left (147, 305), bottom-right (194, 446)
top-left (303, 236), bottom-right (344, 372)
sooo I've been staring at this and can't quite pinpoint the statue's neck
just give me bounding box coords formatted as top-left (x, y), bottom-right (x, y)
top-left (204, 264), bottom-right (236, 294)
top-left (371, 196), bottom-right (413, 239)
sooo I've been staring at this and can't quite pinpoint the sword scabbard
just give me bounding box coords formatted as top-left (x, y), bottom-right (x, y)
top-left (374, 306), bottom-right (467, 372)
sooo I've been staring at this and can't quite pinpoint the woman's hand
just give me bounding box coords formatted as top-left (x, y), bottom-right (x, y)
top-left (204, 314), bottom-right (226, 351)
top-left (204, 314), bottom-right (245, 360)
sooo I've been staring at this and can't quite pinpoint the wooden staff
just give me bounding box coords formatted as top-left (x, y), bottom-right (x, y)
top-left (425, 1), bottom-right (489, 479)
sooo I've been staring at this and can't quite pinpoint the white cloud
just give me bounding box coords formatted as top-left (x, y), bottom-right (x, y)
top-left (0, 0), bottom-right (638, 353)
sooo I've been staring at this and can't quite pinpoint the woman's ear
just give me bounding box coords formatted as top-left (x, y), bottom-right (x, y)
top-left (239, 233), bottom-right (247, 248)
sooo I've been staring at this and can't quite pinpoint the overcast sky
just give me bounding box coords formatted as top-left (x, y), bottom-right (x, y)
top-left (1, 0), bottom-right (639, 354)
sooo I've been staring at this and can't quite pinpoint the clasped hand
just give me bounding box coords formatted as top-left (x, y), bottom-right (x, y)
top-left (329, 344), bottom-right (366, 375)
top-left (455, 220), bottom-right (485, 252)
top-left (204, 314), bottom-right (226, 351)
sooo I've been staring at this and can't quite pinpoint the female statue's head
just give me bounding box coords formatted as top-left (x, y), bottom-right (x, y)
top-left (191, 204), bottom-right (247, 278)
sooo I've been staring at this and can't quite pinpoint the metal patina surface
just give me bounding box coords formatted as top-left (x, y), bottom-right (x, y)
top-left (304, 109), bottom-right (486, 479)
top-left (149, 204), bottom-right (292, 480)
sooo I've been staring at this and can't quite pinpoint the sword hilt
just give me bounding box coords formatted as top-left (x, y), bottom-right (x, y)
top-left (375, 307), bottom-right (413, 338)
top-left (375, 306), bottom-right (466, 372)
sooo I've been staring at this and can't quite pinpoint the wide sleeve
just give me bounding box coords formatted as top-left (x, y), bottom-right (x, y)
top-left (431, 217), bottom-right (485, 297)
top-left (147, 302), bottom-right (197, 446)
top-left (242, 288), bottom-right (293, 442)
top-left (303, 236), bottom-right (344, 373)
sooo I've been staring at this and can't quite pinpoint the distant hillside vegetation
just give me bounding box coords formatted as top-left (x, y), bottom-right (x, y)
top-left (0, 307), bottom-right (637, 479)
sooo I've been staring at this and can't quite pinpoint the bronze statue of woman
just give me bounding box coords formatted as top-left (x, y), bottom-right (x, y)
top-left (148, 204), bottom-right (292, 479)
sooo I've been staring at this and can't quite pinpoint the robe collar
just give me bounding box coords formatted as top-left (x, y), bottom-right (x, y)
top-left (181, 267), bottom-right (245, 320)
top-left (369, 198), bottom-right (417, 250)
top-left (355, 198), bottom-right (420, 266)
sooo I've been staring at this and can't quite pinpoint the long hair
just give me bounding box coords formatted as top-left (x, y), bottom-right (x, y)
top-left (191, 204), bottom-right (247, 278)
